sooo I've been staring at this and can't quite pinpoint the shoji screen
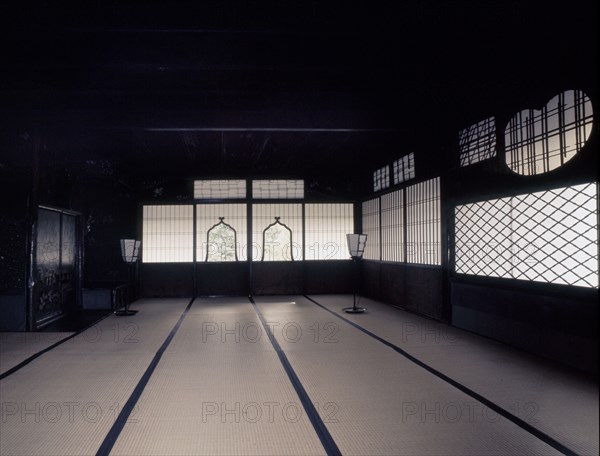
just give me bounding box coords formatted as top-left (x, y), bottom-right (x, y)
top-left (142, 205), bottom-right (194, 263)
top-left (406, 178), bottom-right (441, 265)
top-left (305, 204), bottom-right (354, 260)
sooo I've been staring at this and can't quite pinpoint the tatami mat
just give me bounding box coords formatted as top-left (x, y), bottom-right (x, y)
top-left (308, 294), bottom-right (599, 456)
top-left (0, 299), bottom-right (190, 456)
top-left (109, 297), bottom-right (325, 456)
top-left (0, 331), bottom-right (73, 375)
top-left (1, 295), bottom-right (597, 456)
top-left (255, 295), bottom-right (571, 456)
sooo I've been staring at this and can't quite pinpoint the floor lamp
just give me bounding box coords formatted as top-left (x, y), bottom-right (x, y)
top-left (116, 239), bottom-right (141, 316)
top-left (344, 233), bottom-right (367, 313)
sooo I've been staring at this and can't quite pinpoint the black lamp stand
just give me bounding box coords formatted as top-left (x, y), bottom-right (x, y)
top-left (343, 257), bottom-right (366, 313)
top-left (114, 261), bottom-right (138, 316)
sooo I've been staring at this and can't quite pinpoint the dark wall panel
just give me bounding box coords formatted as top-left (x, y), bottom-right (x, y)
top-left (0, 206), bottom-right (28, 294)
top-left (0, 196), bottom-right (28, 330)
top-left (304, 260), bottom-right (354, 294)
top-left (141, 264), bottom-right (194, 297)
top-left (405, 266), bottom-right (443, 319)
top-left (362, 261), bottom-right (382, 299)
top-left (380, 263), bottom-right (406, 308)
top-left (451, 281), bottom-right (598, 375)
top-left (252, 262), bottom-right (304, 295)
top-left (362, 261), bottom-right (444, 320)
top-left (196, 263), bottom-right (248, 296)
top-left (0, 295), bottom-right (26, 331)
top-left (142, 260), bottom-right (359, 297)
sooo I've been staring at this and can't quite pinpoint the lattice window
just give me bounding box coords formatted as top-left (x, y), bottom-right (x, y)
top-left (305, 204), bottom-right (354, 260)
top-left (142, 205), bottom-right (194, 263)
top-left (505, 90), bottom-right (594, 175)
top-left (373, 166), bottom-right (390, 192)
top-left (393, 153), bottom-right (415, 184)
top-left (252, 204), bottom-right (303, 261)
top-left (196, 204), bottom-right (247, 261)
top-left (362, 198), bottom-right (380, 260)
top-left (194, 180), bottom-right (246, 199)
top-left (381, 189), bottom-right (404, 262)
top-left (455, 182), bottom-right (599, 288)
top-left (454, 198), bottom-right (513, 278)
top-left (459, 117), bottom-right (497, 166)
top-left (406, 178), bottom-right (441, 265)
top-left (252, 180), bottom-right (304, 199)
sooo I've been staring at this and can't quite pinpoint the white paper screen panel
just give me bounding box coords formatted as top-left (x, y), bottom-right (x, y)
top-left (406, 177), bottom-right (441, 265)
top-left (381, 189), bottom-right (404, 262)
top-left (142, 205), bottom-right (194, 263)
top-left (362, 198), bottom-right (380, 260)
top-left (305, 204), bottom-right (354, 260)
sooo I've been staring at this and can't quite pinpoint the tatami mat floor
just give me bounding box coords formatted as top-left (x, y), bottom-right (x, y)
top-left (1, 331), bottom-right (74, 375)
top-left (0, 295), bottom-right (597, 456)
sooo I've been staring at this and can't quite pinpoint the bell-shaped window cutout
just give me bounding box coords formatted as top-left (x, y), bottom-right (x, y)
top-left (206, 217), bottom-right (238, 262)
top-left (262, 217), bottom-right (294, 261)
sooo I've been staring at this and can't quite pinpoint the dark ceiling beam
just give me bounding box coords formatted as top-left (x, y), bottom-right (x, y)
top-left (141, 127), bottom-right (402, 132)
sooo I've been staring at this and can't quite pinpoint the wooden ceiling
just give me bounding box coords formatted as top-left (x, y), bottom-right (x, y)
top-left (1, 0), bottom-right (597, 195)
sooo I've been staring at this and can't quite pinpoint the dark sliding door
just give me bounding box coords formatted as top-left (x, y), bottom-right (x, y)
top-left (32, 207), bottom-right (80, 328)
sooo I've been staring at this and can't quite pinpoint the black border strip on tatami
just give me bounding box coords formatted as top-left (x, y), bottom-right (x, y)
top-left (0, 312), bottom-right (112, 381)
top-left (249, 296), bottom-right (342, 456)
top-left (304, 295), bottom-right (578, 456)
top-left (96, 297), bottom-right (195, 456)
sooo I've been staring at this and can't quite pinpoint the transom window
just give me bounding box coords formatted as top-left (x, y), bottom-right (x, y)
top-left (393, 153), bottom-right (415, 184)
top-left (252, 180), bottom-right (304, 199)
top-left (459, 117), bottom-right (496, 167)
top-left (194, 180), bottom-right (246, 199)
top-left (373, 166), bottom-right (390, 192)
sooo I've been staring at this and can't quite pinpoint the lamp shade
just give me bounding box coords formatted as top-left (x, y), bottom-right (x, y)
top-left (120, 239), bottom-right (141, 263)
top-left (346, 233), bottom-right (368, 258)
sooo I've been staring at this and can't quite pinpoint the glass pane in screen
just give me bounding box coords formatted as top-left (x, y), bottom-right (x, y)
top-left (197, 204), bottom-right (247, 261)
top-left (252, 204), bottom-right (302, 261)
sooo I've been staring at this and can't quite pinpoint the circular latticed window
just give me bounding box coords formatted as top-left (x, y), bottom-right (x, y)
top-left (505, 90), bottom-right (593, 175)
